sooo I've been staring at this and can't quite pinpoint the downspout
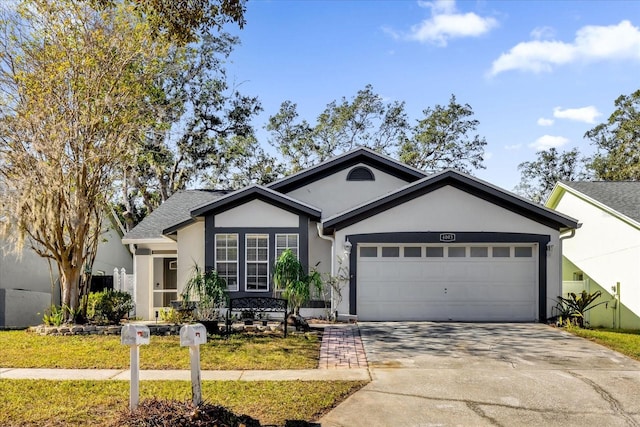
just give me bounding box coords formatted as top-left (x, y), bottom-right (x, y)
top-left (559, 227), bottom-right (578, 285)
top-left (316, 223), bottom-right (335, 317)
top-left (558, 227), bottom-right (578, 319)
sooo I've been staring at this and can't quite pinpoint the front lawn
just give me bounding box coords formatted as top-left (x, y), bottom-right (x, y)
top-left (568, 328), bottom-right (640, 361)
top-left (0, 379), bottom-right (366, 426)
top-left (0, 331), bottom-right (320, 370)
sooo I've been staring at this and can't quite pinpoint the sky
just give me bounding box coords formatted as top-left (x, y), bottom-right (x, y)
top-left (225, 0), bottom-right (640, 191)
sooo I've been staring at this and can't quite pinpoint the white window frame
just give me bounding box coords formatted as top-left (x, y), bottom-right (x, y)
top-left (275, 233), bottom-right (299, 259)
top-left (215, 233), bottom-right (239, 292)
top-left (245, 234), bottom-right (269, 292)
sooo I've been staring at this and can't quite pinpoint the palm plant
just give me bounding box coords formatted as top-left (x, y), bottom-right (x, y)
top-left (273, 249), bottom-right (322, 316)
top-left (556, 290), bottom-right (608, 328)
top-left (182, 264), bottom-right (228, 320)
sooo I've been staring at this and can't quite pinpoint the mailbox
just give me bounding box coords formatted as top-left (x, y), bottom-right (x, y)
top-left (121, 324), bottom-right (150, 346)
top-left (180, 323), bottom-right (207, 347)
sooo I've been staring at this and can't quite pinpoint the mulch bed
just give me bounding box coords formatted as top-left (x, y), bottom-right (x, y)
top-left (112, 398), bottom-right (319, 427)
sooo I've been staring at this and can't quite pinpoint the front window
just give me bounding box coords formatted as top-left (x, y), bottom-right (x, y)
top-left (246, 234), bottom-right (269, 291)
top-left (276, 233), bottom-right (298, 259)
top-left (215, 234), bottom-right (238, 291)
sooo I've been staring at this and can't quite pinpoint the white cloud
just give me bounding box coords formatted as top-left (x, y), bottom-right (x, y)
top-left (504, 144), bottom-right (522, 150)
top-left (530, 26), bottom-right (555, 40)
top-left (490, 20), bottom-right (640, 75)
top-left (529, 135), bottom-right (570, 151)
top-left (553, 106), bottom-right (601, 124)
top-left (418, 0), bottom-right (455, 14)
top-left (537, 118), bottom-right (554, 126)
top-left (389, 0), bottom-right (498, 46)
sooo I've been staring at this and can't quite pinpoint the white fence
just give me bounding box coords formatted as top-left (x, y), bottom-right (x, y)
top-left (113, 268), bottom-right (136, 302)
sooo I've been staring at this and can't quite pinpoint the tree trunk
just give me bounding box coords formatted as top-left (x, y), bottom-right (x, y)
top-left (59, 266), bottom-right (81, 322)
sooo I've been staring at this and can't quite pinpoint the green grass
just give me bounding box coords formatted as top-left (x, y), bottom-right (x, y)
top-left (0, 379), bottom-right (367, 426)
top-left (568, 328), bottom-right (640, 361)
top-left (0, 331), bottom-right (320, 370)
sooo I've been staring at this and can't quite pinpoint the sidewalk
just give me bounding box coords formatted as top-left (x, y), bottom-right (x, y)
top-left (0, 367), bottom-right (369, 381)
top-left (0, 325), bottom-right (370, 382)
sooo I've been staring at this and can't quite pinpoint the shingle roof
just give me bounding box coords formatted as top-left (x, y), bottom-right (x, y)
top-left (122, 190), bottom-right (229, 241)
top-left (561, 181), bottom-right (640, 223)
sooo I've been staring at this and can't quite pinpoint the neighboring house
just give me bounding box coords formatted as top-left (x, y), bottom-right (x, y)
top-left (0, 213), bottom-right (133, 328)
top-left (123, 147), bottom-right (578, 322)
top-left (547, 181), bottom-right (640, 329)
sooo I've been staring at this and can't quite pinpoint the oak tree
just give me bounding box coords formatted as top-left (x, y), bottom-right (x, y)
top-left (268, 87), bottom-right (487, 175)
top-left (514, 148), bottom-right (588, 204)
top-left (586, 89), bottom-right (640, 181)
top-left (400, 95), bottom-right (487, 174)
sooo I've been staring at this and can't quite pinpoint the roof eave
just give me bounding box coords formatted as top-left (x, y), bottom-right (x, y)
top-left (550, 182), bottom-right (640, 230)
top-left (190, 185), bottom-right (322, 220)
top-left (268, 147), bottom-right (427, 192)
top-left (121, 236), bottom-right (177, 245)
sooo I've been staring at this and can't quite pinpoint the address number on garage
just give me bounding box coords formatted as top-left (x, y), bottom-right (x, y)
top-left (440, 233), bottom-right (456, 242)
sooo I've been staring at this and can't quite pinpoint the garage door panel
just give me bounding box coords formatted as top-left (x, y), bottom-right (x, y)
top-left (357, 244), bottom-right (538, 322)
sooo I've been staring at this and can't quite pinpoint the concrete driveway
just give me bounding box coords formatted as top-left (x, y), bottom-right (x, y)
top-left (320, 322), bottom-right (640, 427)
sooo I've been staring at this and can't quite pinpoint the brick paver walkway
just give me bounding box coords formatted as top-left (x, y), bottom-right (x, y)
top-left (318, 325), bottom-right (368, 369)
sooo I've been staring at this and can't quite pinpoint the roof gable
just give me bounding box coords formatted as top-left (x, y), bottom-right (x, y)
top-left (548, 181), bottom-right (640, 228)
top-left (323, 169), bottom-right (579, 233)
top-left (267, 147), bottom-right (427, 193)
top-left (189, 185), bottom-right (322, 221)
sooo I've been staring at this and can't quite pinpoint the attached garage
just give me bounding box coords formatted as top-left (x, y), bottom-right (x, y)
top-left (356, 243), bottom-right (538, 321)
top-left (322, 170), bottom-right (579, 323)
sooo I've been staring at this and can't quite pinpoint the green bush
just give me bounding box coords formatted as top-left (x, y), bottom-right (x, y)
top-left (159, 307), bottom-right (193, 324)
top-left (42, 305), bottom-right (65, 326)
top-left (87, 290), bottom-right (134, 324)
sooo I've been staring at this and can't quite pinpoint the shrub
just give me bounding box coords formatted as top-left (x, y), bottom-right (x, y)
top-left (87, 290), bottom-right (134, 324)
top-left (42, 305), bottom-right (65, 326)
top-left (159, 307), bottom-right (193, 324)
top-left (555, 290), bottom-right (607, 328)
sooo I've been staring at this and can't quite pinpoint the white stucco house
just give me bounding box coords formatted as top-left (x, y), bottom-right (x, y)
top-left (547, 181), bottom-right (640, 329)
top-left (123, 148), bottom-right (578, 322)
top-left (0, 214), bottom-right (133, 328)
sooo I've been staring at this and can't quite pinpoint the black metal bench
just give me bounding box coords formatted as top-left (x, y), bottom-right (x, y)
top-left (226, 297), bottom-right (289, 337)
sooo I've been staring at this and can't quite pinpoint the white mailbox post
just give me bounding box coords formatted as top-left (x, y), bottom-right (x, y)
top-left (180, 323), bottom-right (207, 405)
top-left (121, 324), bottom-right (150, 410)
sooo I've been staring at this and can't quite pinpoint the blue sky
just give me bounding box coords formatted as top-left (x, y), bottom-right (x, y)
top-left (226, 0), bottom-right (640, 190)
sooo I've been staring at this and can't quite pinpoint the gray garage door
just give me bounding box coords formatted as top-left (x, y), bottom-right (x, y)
top-left (356, 244), bottom-right (538, 321)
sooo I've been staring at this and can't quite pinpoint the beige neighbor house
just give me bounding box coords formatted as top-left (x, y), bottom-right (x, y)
top-left (123, 147), bottom-right (578, 322)
top-left (0, 214), bottom-right (133, 328)
top-left (547, 181), bottom-right (640, 329)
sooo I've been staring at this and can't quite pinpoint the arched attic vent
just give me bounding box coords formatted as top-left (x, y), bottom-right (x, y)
top-left (346, 166), bottom-right (375, 181)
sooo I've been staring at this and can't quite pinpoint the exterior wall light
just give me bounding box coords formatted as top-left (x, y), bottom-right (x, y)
top-left (344, 239), bottom-right (352, 255)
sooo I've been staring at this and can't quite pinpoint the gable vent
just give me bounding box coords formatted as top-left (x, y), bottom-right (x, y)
top-left (347, 166), bottom-right (375, 181)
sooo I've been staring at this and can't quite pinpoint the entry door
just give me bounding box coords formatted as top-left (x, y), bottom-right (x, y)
top-left (162, 258), bottom-right (177, 306)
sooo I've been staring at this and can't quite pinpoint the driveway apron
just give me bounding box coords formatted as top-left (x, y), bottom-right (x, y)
top-left (320, 322), bottom-right (640, 427)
